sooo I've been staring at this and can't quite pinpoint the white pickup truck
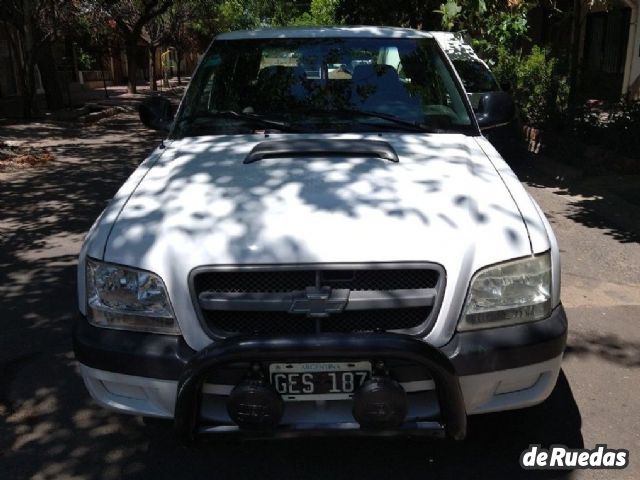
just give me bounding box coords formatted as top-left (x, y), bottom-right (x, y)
top-left (73, 27), bottom-right (567, 442)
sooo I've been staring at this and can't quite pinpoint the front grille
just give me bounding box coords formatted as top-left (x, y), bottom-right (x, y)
top-left (193, 268), bottom-right (439, 293)
top-left (203, 307), bottom-right (432, 336)
top-left (192, 266), bottom-right (442, 337)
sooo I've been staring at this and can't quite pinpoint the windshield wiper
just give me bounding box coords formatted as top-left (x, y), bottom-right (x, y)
top-left (306, 108), bottom-right (437, 132)
top-left (178, 110), bottom-right (303, 133)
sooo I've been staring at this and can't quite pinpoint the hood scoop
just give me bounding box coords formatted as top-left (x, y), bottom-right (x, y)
top-left (243, 139), bottom-right (399, 164)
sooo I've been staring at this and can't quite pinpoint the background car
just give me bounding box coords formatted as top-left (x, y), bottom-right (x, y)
top-left (431, 31), bottom-right (525, 159)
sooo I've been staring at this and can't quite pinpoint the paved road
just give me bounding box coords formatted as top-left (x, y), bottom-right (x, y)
top-left (1, 114), bottom-right (638, 479)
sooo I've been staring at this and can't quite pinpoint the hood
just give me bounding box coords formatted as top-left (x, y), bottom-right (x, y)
top-left (97, 132), bottom-right (543, 350)
top-left (104, 133), bottom-right (532, 272)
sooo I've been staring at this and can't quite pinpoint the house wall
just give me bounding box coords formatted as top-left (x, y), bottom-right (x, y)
top-left (577, 0), bottom-right (640, 98)
top-left (626, 0), bottom-right (640, 97)
top-left (631, 22), bottom-right (640, 82)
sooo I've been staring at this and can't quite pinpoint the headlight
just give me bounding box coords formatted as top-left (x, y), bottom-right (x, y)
top-left (86, 258), bottom-right (180, 334)
top-left (458, 252), bottom-right (552, 331)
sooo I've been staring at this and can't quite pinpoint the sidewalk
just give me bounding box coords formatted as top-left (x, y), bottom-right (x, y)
top-left (511, 153), bottom-right (640, 244)
top-left (0, 78), bottom-right (188, 122)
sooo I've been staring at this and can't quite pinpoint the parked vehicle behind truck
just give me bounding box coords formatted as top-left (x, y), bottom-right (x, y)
top-left (431, 31), bottom-right (524, 157)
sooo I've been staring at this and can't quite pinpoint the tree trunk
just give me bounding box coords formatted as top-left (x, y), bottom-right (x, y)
top-left (3, 23), bottom-right (20, 96)
top-left (22, 60), bottom-right (36, 119)
top-left (71, 41), bottom-right (79, 82)
top-left (567, 0), bottom-right (583, 115)
top-left (149, 45), bottom-right (157, 91)
top-left (125, 40), bottom-right (138, 94)
top-left (21, 16), bottom-right (37, 119)
top-left (176, 49), bottom-right (181, 85)
top-left (37, 42), bottom-right (64, 110)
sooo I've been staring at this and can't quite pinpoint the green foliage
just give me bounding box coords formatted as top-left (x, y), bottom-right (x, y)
top-left (439, 0), bottom-right (537, 34)
top-left (335, 0), bottom-right (443, 30)
top-left (472, 8), bottom-right (529, 57)
top-left (515, 46), bottom-right (560, 127)
top-left (311, 0), bottom-right (341, 25)
top-left (492, 46), bottom-right (568, 128)
top-left (486, 9), bottom-right (528, 49)
top-left (77, 48), bottom-right (95, 71)
top-left (444, 1), bottom-right (569, 129)
top-left (490, 46), bottom-right (520, 88)
top-left (606, 99), bottom-right (640, 159)
top-left (435, 0), bottom-right (462, 30)
top-left (572, 99), bottom-right (640, 160)
top-left (216, 0), bottom-right (260, 30)
top-left (289, 0), bottom-right (342, 26)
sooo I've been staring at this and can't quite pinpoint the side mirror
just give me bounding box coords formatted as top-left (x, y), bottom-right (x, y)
top-left (476, 91), bottom-right (515, 131)
top-left (500, 81), bottom-right (512, 92)
top-left (139, 95), bottom-right (174, 132)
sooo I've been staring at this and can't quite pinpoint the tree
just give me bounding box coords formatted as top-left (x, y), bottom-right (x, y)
top-left (435, 0), bottom-right (528, 43)
top-left (77, 7), bottom-right (123, 98)
top-left (160, 1), bottom-right (203, 85)
top-left (212, 0), bottom-right (274, 31)
top-left (0, 0), bottom-right (74, 117)
top-left (567, 0), bottom-right (583, 114)
top-left (87, 0), bottom-right (174, 93)
top-left (289, 0), bottom-right (342, 25)
top-left (335, 0), bottom-right (443, 30)
top-left (142, 14), bottom-right (166, 91)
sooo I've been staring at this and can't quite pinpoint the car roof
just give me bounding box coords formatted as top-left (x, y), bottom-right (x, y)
top-left (216, 26), bottom-right (435, 41)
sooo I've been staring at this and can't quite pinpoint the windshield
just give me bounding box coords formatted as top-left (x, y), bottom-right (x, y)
top-left (172, 37), bottom-right (475, 138)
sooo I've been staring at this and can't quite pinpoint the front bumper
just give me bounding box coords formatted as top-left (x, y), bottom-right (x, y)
top-left (73, 305), bottom-right (567, 440)
top-left (175, 333), bottom-right (466, 442)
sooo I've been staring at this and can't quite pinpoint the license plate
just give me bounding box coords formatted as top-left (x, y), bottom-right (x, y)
top-left (269, 361), bottom-right (372, 401)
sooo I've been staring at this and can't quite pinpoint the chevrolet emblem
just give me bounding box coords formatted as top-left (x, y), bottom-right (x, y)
top-left (289, 287), bottom-right (349, 317)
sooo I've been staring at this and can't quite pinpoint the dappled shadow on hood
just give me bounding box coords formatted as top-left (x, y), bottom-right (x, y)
top-left (104, 132), bottom-right (530, 276)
